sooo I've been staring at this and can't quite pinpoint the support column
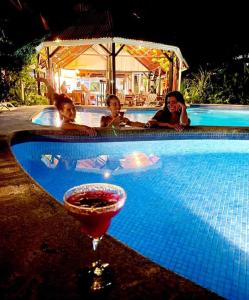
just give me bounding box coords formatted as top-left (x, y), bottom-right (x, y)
top-left (178, 59), bottom-right (182, 91)
top-left (158, 67), bottom-right (162, 94)
top-left (168, 53), bottom-right (174, 92)
top-left (111, 42), bottom-right (116, 94)
top-left (46, 47), bottom-right (53, 104)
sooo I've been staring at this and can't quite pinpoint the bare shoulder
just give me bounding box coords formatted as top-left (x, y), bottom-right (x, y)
top-left (153, 109), bottom-right (164, 118)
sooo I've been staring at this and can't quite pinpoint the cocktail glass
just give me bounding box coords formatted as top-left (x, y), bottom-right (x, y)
top-left (119, 110), bottom-right (126, 127)
top-left (64, 183), bottom-right (126, 292)
top-left (119, 111), bottom-right (125, 118)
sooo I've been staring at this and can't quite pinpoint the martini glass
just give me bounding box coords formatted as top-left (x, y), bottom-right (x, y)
top-left (64, 183), bottom-right (126, 292)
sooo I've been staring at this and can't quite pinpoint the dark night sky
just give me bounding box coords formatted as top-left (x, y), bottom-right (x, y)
top-left (1, 0), bottom-right (248, 70)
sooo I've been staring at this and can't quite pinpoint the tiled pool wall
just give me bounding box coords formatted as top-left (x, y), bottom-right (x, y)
top-left (11, 127), bottom-right (249, 145)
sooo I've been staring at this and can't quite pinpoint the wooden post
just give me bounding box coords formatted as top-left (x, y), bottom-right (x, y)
top-left (178, 59), bottom-right (182, 91)
top-left (21, 80), bottom-right (25, 103)
top-left (158, 67), bottom-right (162, 95)
top-left (36, 71), bottom-right (41, 95)
top-left (162, 51), bottom-right (174, 92)
top-left (111, 42), bottom-right (116, 94)
top-left (168, 53), bottom-right (174, 92)
top-left (46, 47), bottom-right (53, 104)
top-left (36, 54), bottom-right (41, 95)
top-left (106, 55), bottom-right (111, 96)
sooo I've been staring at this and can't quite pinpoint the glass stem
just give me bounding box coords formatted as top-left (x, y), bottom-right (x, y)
top-left (92, 236), bottom-right (102, 252)
top-left (91, 236), bottom-right (103, 269)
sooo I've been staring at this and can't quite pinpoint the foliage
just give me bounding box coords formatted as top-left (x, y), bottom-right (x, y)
top-left (151, 50), bottom-right (172, 73)
top-left (0, 20), bottom-right (47, 105)
top-left (0, 71), bottom-right (12, 101)
top-left (181, 68), bottom-right (211, 103)
top-left (25, 93), bottom-right (49, 105)
top-left (181, 56), bottom-right (249, 104)
top-left (208, 57), bottom-right (249, 104)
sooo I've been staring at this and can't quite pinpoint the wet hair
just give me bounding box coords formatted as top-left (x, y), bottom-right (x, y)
top-left (163, 91), bottom-right (185, 111)
top-left (165, 91), bottom-right (185, 105)
top-left (105, 94), bottom-right (120, 107)
top-left (54, 93), bottom-right (73, 111)
top-left (160, 91), bottom-right (185, 119)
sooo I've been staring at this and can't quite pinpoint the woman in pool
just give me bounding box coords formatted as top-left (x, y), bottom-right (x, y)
top-left (146, 91), bottom-right (190, 131)
top-left (54, 94), bottom-right (97, 136)
top-left (100, 94), bottom-right (145, 128)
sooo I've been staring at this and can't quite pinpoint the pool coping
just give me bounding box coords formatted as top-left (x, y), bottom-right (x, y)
top-left (0, 106), bottom-right (234, 299)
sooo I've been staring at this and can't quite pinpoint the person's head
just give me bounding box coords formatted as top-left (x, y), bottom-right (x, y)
top-left (164, 91), bottom-right (185, 113)
top-left (128, 88), bottom-right (133, 95)
top-left (150, 85), bottom-right (156, 93)
top-left (106, 94), bottom-right (121, 116)
top-left (54, 93), bottom-right (76, 122)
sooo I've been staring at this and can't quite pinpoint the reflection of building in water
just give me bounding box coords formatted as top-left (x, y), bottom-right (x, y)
top-left (76, 152), bottom-right (161, 176)
top-left (41, 154), bottom-right (60, 169)
top-left (41, 152), bottom-right (161, 176)
top-left (41, 154), bottom-right (76, 170)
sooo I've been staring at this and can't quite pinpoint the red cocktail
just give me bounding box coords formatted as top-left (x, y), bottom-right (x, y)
top-left (64, 189), bottom-right (125, 238)
top-left (64, 183), bottom-right (126, 292)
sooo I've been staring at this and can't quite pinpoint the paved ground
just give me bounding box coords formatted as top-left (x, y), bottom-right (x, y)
top-left (0, 106), bottom-right (224, 299)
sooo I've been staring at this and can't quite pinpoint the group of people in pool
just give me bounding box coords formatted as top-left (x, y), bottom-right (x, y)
top-left (54, 91), bottom-right (190, 136)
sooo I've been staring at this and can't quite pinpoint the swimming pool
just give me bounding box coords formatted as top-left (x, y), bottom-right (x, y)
top-left (32, 106), bottom-right (249, 127)
top-left (11, 133), bottom-right (249, 300)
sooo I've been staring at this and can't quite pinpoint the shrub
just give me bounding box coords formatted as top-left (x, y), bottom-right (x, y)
top-left (25, 93), bottom-right (49, 105)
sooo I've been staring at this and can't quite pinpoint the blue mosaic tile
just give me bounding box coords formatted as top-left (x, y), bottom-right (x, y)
top-left (11, 135), bottom-right (249, 300)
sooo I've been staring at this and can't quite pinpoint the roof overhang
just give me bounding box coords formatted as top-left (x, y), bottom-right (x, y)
top-left (37, 37), bottom-right (189, 71)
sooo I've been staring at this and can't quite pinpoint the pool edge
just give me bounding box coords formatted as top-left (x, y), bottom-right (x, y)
top-left (0, 106), bottom-right (228, 299)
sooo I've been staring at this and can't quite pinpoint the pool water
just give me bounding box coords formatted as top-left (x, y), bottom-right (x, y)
top-left (32, 107), bottom-right (249, 127)
top-left (12, 138), bottom-right (249, 300)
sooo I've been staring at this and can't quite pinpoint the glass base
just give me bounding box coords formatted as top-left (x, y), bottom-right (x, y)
top-left (78, 260), bottom-right (114, 295)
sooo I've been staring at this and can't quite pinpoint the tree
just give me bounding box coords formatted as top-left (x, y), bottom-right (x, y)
top-left (0, 19), bottom-right (48, 104)
top-left (181, 55), bottom-right (249, 104)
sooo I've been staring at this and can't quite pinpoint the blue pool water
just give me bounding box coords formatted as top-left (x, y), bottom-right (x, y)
top-left (12, 136), bottom-right (249, 299)
top-left (32, 107), bottom-right (249, 127)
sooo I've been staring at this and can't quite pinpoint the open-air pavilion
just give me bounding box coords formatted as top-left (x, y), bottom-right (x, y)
top-left (36, 11), bottom-right (188, 106)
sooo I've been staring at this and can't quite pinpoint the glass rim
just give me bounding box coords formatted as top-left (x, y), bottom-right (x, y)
top-left (63, 183), bottom-right (127, 214)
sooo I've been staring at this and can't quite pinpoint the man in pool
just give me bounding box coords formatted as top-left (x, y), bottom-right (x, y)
top-left (54, 94), bottom-right (97, 136)
top-left (100, 94), bottom-right (145, 128)
top-left (146, 91), bottom-right (190, 132)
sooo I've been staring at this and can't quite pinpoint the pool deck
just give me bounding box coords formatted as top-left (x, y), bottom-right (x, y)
top-left (0, 106), bottom-right (228, 299)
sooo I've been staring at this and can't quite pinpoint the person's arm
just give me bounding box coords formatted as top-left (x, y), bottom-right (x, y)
top-left (146, 111), bottom-right (185, 131)
top-left (61, 122), bottom-right (97, 136)
top-left (100, 116), bottom-right (107, 127)
top-left (145, 110), bottom-right (163, 127)
top-left (125, 118), bottom-right (145, 128)
top-left (178, 102), bottom-right (189, 126)
top-left (156, 122), bottom-right (184, 131)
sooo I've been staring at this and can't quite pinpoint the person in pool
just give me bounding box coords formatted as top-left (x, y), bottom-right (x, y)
top-left (100, 94), bottom-right (145, 128)
top-left (146, 91), bottom-right (190, 131)
top-left (54, 93), bottom-right (97, 136)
